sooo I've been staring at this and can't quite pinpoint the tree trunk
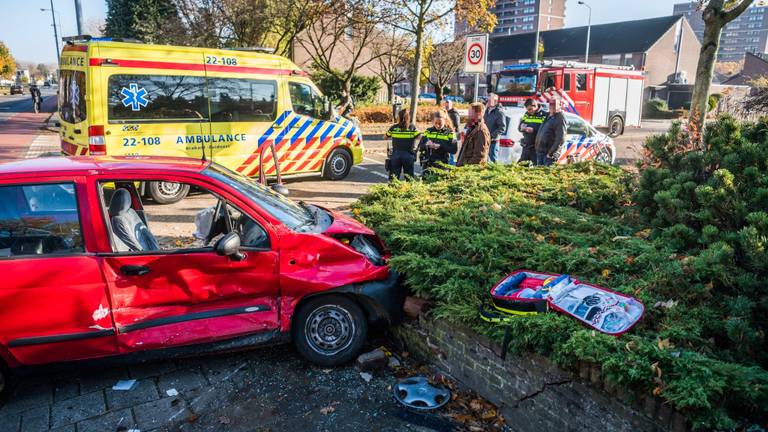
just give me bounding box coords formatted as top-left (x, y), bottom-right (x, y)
top-left (409, 22), bottom-right (424, 125)
top-left (386, 83), bottom-right (394, 104)
top-left (435, 85), bottom-right (444, 105)
top-left (689, 15), bottom-right (724, 145)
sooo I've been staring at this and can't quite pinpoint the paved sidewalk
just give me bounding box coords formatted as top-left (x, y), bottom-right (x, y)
top-left (0, 97), bottom-right (59, 162)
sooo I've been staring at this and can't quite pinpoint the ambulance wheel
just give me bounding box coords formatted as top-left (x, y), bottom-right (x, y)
top-left (293, 295), bottom-right (367, 366)
top-left (148, 181), bottom-right (190, 204)
top-left (323, 148), bottom-right (352, 180)
top-left (608, 115), bottom-right (624, 137)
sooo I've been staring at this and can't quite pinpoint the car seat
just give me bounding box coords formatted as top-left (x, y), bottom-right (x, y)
top-left (109, 188), bottom-right (159, 252)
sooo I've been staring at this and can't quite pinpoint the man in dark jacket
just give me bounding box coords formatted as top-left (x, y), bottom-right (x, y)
top-left (534, 98), bottom-right (567, 166)
top-left (442, 99), bottom-right (461, 131)
top-left (483, 93), bottom-right (507, 163)
top-left (518, 98), bottom-right (547, 163)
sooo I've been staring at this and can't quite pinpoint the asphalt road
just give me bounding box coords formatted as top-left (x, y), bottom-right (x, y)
top-left (0, 89), bottom-right (57, 121)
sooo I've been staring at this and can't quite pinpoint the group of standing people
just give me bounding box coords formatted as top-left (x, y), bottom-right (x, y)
top-left (385, 93), bottom-right (510, 180)
top-left (385, 92), bottom-right (570, 179)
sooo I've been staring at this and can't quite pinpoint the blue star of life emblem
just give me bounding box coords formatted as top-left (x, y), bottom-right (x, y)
top-left (120, 83), bottom-right (149, 111)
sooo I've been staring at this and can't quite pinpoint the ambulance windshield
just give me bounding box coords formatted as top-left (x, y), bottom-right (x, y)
top-left (496, 72), bottom-right (537, 96)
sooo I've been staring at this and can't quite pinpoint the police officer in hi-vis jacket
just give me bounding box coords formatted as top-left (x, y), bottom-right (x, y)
top-left (518, 98), bottom-right (547, 163)
top-left (418, 110), bottom-right (458, 172)
top-left (385, 108), bottom-right (421, 180)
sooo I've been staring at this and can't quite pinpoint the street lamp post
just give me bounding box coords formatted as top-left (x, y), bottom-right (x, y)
top-left (41, 2), bottom-right (60, 60)
top-left (532, 13), bottom-right (565, 63)
top-left (578, 1), bottom-right (592, 63)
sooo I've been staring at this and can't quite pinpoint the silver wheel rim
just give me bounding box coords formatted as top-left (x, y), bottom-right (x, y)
top-left (157, 182), bottom-right (182, 198)
top-left (305, 305), bottom-right (355, 356)
top-left (596, 147), bottom-right (612, 163)
top-left (331, 154), bottom-right (347, 176)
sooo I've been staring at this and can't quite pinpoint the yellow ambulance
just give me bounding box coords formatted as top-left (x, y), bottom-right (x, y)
top-left (58, 37), bottom-right (363, 203)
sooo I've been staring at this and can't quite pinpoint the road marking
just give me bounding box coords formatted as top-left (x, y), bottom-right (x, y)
top-left (355, 157), bottom-right (389, 179)
top-left (25, 134), bottom-right (59, 159)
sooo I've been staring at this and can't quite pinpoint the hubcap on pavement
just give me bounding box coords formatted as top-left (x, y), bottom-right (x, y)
top-left (305, 305), bottom-right (355, 356)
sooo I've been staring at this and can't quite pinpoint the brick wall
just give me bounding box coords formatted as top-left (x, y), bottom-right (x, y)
top-left (392, 317), bottom-right (689, 432)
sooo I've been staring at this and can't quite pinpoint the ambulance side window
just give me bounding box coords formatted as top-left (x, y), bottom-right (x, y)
top-left (107, 75), bottom-right (209, 123)
top-left (288, 82), bottom-right (326, 119)
top-left (207, 78), bottom-right (277, 122)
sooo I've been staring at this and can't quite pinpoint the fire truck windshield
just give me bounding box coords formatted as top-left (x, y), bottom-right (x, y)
top-left (495, 72), bottom-right (537, 96)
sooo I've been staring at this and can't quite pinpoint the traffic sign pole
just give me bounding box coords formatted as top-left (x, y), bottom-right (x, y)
top-left (473, 74), bottom-right (480, 102)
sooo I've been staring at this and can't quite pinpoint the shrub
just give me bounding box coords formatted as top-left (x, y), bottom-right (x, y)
top-left (355, 104), bottom-right (468, 124)
top-left (311, 71), bottom-right (381, 104)
top-left (352, 154), bottom-right (768, 428)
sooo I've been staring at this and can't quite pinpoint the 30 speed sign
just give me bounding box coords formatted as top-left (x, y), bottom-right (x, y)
top-left (464, 34), bottom-right (488, 74)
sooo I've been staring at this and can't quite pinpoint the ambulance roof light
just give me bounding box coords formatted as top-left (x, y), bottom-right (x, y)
top-left (231, 47), bottom-right (276, 54)
top-left (62, 35), bottom-right (143, 44)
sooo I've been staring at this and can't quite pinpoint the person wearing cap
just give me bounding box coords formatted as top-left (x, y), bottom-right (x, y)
top-left (518, 98), bottom-right (547, 164)
top-left (534, 98), bottom-right (567, 166)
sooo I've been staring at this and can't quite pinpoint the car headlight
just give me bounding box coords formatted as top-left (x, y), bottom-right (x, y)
top-left (350, 235), bottom-right (385, 266)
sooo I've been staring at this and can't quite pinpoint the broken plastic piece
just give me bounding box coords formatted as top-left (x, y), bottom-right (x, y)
top-left (166, 388), bottom-right (179, 396)
top-left (112, 379), bottom-right (137, 391)
top-left (393, 376), bottom-right (451, 411)
top-left (359, 372), bottom-right (373, 383)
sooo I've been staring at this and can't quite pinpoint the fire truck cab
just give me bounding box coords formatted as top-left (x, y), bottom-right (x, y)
top-left (489, 60), bottom-right (645, 137)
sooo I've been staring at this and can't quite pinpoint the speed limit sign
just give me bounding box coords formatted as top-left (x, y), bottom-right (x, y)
top-left (464, 34), bottom-right (488, 74)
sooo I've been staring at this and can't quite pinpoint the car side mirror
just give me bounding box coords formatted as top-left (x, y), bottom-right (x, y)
top-left (215, 232), bottom-right (246, 261)
top-left (271, 183), bottom-right (289, 196)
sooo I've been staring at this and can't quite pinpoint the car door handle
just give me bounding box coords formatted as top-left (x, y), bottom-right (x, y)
top-left (121, 265), bottom-right (150, 276)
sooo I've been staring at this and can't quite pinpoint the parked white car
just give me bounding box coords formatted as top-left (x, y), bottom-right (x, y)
top-left (496, 107), bottom-right (616, 165)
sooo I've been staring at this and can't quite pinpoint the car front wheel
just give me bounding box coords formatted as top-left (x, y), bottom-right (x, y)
top-left (293, 295), bottom-right (367, 366)
top-left (322, 148), bottom-right (352, 180)
top-left (148, 181), bottom-right (190, 204)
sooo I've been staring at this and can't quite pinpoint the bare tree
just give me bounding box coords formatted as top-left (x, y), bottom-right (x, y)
top-left (298, 0), bottom-right (389, 97)
top-left (424, 39), bottom-right (464, 105)
top-left (386, 0), bottom-right (495, 123)
top-left (689, 0), bottom-right (753, 145)
top-left (374, 28), bottom-right (412, 103)
top-left (174, 0), bottom-right (327, 56)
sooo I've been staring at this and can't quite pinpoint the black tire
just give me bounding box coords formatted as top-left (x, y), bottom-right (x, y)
top-left (608, 115), bottom-right (624, 138)
top-left (322, 148), bottom-right (352, 180)
top-left (293, 295), bottom-right (367, 366)
top-left (148, 181), bottom-right (190, 205)
top-left (595, 145), bottom-right (615, 164)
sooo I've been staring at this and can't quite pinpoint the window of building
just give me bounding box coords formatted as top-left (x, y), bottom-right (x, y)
top-left (623, 53), bottom-right (634, 66)
top-left (207, 78), bottom-right (277, 122)
top-left (108, 75), bottom-right (208, 123)
top-left (602, 54), bottom-right (621, 65)
top-left (0, 183), bottom-right (84, 258)
top-left (576, 73), bottom-right (587, 91)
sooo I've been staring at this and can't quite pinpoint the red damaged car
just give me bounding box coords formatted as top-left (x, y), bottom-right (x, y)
top-left (0, 157), bottom-right (402, 391)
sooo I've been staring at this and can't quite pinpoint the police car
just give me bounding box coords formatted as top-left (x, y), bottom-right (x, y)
top-left (496, 107), bottom-right (616, 165)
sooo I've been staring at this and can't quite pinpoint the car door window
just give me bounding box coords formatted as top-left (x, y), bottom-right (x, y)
top-left (100, 181), bottom-right (269, 253)
top-left (566, 116), bottom-right (591, 136)
top-left (288, 82), bottom-right (328, 119)
top-left (0, 183), bottom-right (83, 257)
top-left (575, 73), bottom-right (587, 91)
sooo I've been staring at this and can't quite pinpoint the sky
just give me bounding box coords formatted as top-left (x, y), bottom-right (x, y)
top-left (0, 0), bottom-right (681, 65)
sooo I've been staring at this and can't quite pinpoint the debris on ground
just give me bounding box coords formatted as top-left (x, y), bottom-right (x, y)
top-left (356, 348), bottom-right (388, 371)
top-left (403, 296), bottom-right (430, 318)
top-left (112, 379), bottom-right (138, 391)
top-left (387, 356), bottom-right (401, 369)
top-left (166, 388), bottom-right (179, 396)
top-left (393, 376), bottom-right (451, 411)
top-left (319, 401), bottom-right (340, 415)
top-left (359, 372), bottom-right (373, 383)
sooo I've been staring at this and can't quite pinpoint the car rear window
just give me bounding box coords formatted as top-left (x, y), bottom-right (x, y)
top-left (208, 78), bottom-right (277, 122)
top-left (59, 70), bottom-right (87, 123)
top-left (0, 183), bottom-right (84, 258)
top-left (107, 74), bottom-right (209, 123)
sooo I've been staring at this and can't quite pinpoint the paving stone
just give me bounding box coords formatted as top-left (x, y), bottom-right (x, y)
top-left (50, 391), bottom-right (106, 428)
top-left (133, 397), bottom-right (191, 431)
top-left (129, 360), bottom-right (177, 380)
top-left (77, 368), bottom-right (130, 395)
top-left (157, 368), bottom-right (207, 395)
top-left (19, 406), bottom-right (49, 432)
top-left (0, 412), bottom-right (21, 432)
top-left (48, 425), bottom-right (75, 432)
top-left (76, 408), bottom-right (133, 432)
top-left (199, 354), bottom-right (252, 384)
top-left (106, 378), bottom-right (160, 411)
top-left (53, 380), bottom-right (79, 403)
top-left (0, 380), bottom-right (53, 416)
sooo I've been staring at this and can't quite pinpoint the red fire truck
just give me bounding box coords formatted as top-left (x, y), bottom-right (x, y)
top-left (488, 60), bottom-right (645, 137)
